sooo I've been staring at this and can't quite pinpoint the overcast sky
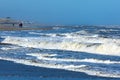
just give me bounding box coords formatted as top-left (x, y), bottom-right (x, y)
top-left (0, 0), bottom-right (120, 25)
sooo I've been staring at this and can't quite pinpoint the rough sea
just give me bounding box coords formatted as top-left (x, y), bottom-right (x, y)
top-left (0, 25), bottom-right (120, 79)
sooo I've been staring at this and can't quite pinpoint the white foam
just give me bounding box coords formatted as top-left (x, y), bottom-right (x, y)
top-left (27, 53), bottom-right (120, 64)
top-left (0, 57), bottom-right (120, 78)
top-left (2, 36), bottom-right (120, 56)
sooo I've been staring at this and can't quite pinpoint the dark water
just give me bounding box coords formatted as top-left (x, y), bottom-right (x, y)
top-left (0, 60), bottom-right (119, 80)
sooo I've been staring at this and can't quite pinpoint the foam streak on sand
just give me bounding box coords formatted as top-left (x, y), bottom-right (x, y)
top-left (0, 57), bottom-right (120, 78)
top-left (27, 53), bottom-right (120, 64)
top-left (1, 59), bottom-right (119, 80)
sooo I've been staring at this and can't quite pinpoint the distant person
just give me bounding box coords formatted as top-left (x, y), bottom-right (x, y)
top-left (12, 23), bottom-right (15, 27)
top-left (19, 23), bottom-right (23, 28)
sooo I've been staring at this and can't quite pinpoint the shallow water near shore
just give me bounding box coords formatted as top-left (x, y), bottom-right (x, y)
top-left (0, 60), bottom-right (119, 80)
top-left (0, 25), bottom-right (120, 79)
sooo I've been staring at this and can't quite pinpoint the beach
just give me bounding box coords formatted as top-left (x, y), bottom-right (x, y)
top-left (0, 26), bottom-right (52, 31)
top-left (0, 0), bottom-right (120, 79)
top-left (0, 60), bottom-right (119, 80)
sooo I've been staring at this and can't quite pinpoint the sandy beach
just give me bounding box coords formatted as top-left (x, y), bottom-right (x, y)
top-left (0, 26), bottom-right (52, 31)
top-left (0, 60), bottom-right (119, 80)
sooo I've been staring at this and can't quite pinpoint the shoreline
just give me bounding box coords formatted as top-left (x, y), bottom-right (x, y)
top-left (0, 60), bottom-right (119, 80)
top-left (0, 26), bottom-right (52, 31)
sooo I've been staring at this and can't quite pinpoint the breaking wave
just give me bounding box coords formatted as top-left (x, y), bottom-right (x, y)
top-left (2, 35), bottom-right (120, 56)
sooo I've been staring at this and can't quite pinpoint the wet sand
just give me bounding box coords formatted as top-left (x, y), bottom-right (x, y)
top-left (0, 60), bottom-right (119, 80)
top-left (0, 26), bottom-right (52, 31)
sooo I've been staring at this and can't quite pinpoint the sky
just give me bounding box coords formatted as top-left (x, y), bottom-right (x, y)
top-left (0, 0), bottom-right (120, 25)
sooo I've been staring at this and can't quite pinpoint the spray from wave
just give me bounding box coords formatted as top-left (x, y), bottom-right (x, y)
top-left (2, 35), bottom-right (120, 56)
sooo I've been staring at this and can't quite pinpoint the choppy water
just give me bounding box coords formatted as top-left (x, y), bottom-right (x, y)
top-left (0, 25), bottom-right (120, 78)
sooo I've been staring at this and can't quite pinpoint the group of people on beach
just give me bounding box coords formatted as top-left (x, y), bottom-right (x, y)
top-left (12, 22), bottom-right (23, 28)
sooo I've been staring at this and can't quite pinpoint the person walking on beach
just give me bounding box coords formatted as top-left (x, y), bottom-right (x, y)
top-left (19, 23), bottom-right (23, 28)
top-left (12, 23), bottom-right (15, 27)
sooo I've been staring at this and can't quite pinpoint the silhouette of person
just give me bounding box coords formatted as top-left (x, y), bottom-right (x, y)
top-left (12, 23), bottom-right (15, 27)
top-left (19, 23), bottom-right (23, 28)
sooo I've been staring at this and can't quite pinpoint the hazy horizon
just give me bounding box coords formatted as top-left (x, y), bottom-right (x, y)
top-left (0, 0), bottom-right (120, 25)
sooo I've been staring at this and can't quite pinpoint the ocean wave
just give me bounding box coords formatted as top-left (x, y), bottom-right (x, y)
top-left (2, 36), bottom-right (120, 56)
top-left (0, 57), bottom-right (120, 78)
top-left (0, 26), bottom-right (120, 78)
top-left (26, 53), bottom-right (120, 64)
top-left (0, 42), bottom-right (120, 78)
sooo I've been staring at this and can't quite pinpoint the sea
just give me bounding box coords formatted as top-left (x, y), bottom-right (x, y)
top-left (0, 25), bottom-right (120, 79)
